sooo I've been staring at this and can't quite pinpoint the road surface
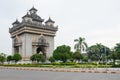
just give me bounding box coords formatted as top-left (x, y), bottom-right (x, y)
top-left (0, 68), bottom-right (120, 80)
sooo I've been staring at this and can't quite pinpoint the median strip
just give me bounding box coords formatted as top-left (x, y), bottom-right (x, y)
top-left (0, 66), bottom-right (120, 74)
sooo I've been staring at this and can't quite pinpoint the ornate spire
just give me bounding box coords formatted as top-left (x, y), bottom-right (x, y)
top-left (29, 6), bottom-right (37, 14)
top-left (22, 12), bottom-right (31, 19)
top-left (12, 19), bottom-right (20, 26)
top-left (45, 17), bottom-right (55, 23)
top-left (29, 6), bottom-right (37, 11)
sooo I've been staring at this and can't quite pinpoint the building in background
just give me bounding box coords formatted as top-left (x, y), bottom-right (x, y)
top-left (9, 7), bottom-right (58, 61)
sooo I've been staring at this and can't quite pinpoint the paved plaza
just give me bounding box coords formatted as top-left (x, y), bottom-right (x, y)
top-left (0, 68), bottom-right (120, 80)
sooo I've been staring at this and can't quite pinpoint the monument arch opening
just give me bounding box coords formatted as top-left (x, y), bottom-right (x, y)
top-left (36, 36), bottom-right (48, 57)
top-left (36, 46), bottom-right (46, 57)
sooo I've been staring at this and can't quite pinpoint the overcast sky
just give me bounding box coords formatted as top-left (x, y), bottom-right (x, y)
top-left (1, 0), bottom-right (120, 55)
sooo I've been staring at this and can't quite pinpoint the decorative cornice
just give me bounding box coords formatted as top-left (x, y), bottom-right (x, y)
top-left (9, 21), bottom-right (58, 33)
top-left (10, 26), bottom-right (56, 38)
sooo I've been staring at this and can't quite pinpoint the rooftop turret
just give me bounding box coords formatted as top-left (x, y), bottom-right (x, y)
top-left (45, 17), bottom-right (55, 26)
top-left (12, 19), bottom-right (20, 27)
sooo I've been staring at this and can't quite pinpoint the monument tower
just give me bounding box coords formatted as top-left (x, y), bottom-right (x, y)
top-left (9, 7), bottom-right (58, 61)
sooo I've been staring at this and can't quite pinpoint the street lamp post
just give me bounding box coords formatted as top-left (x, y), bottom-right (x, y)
top-left (104, 48), bottom-right (107, 62)
top-left (101, 47), bottom-right (108, 72)
top-left (112, 49), bottom-right (115, 66)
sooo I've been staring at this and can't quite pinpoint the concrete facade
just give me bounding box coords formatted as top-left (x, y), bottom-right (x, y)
top-left (9, 7), bottom-right (58, 61)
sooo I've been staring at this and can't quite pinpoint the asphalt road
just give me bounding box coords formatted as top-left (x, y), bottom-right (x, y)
top-left (0, 69), bottom-right (120, 80)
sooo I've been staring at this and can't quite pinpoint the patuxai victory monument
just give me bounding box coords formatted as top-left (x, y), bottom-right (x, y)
top-left (9, 7), bottom-right (58, 61)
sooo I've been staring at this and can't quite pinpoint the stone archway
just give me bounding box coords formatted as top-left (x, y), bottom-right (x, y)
top-left (14, 38), bottom-right (19, 53)
top-left (36, 36), bottom-right (47, 57)
top-left (32, 35), bottom-right (49, 58)
top-left (36, 46), bottom-right (42, 54)
top-left (13, 36), bottom-right (22, 54)
top-left (36, 46), bottom-right (46, 57)
top-left (14, 46), bottom-right (19, 53)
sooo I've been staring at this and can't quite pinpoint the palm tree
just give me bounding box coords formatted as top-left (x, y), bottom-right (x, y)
top-left (74, 37), bottom-right (88, 53)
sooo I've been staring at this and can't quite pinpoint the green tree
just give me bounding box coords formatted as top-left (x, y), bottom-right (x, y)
top-left (82, 56), bottom-right (88, 62)
top-left (114, 43), bottom-right (120, 59)
top-left (30, 54), bottom-right (45, 64)
top-left (30, 54), bottom-right (35, 62)
top-left (0, 53), bottom-right (6, 64)
top-left (73, 51), bottom-right (83, 62)
top-left (13, 53), bottom-right (22, 63)
top-left (53, 45), bottom-right (72, 63)
top-left (109, 51), bottom-right (117, 65)
top-left (7, 55), bottom-right (13, 64)
top-left (30, 54), bottom-right (40, 63)
top-left (74, 37), bottom-right (88, 52)
top-left (49, 56), bottom-right (55, 63)
top-left (39, 54), bottom-right (45, 63)
top-left (86, 43), bottom-right (111, 63)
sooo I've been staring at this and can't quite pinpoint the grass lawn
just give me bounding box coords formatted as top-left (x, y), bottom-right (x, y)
top-left (2, 63), bottom-right (112, 68)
